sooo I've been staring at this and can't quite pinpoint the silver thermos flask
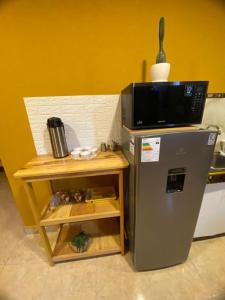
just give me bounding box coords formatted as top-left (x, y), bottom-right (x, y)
top-left (47, 117), bottom-right (69, 158)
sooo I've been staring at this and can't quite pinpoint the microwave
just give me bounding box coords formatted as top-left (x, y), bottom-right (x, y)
top-left (121, 81), bottom-right (208, 130)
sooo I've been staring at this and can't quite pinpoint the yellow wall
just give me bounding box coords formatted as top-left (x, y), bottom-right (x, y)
top-left (0, 0), bottom-right (224, 226)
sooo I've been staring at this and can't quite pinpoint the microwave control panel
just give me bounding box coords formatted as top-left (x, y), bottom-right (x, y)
top-left (188, 84), bottom-right (207, 114)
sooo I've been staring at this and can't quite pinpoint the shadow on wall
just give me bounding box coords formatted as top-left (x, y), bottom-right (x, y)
top-left (43, 128), bottom-right (52, 154)
top-left (64, 124), bottom-right (80, 152)
top-left (0, 0), bottom-right (11, 8)
top-left (142, 59), bottom-right (148, 82)
top-left (217, 0), bottom-right (225, 9)
top-left (108, 96), bottom-right (122, 145)
top-left (92, 96), bottom-right (122, 148)
top-left (91, 96), bottom-right (121, 149)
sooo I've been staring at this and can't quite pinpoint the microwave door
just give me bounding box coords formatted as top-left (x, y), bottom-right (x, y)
top-left (157, 86), bottom-right (168, 125)
top-left (166, 85), bottom-right (188, 125)
top-left (134, 86), bottom-right (159, 127)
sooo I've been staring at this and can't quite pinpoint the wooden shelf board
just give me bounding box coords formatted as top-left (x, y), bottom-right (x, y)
top-left (14, 151), bottom-right (128, 180)
top-left (52, 218), bottom-right (121, 262)
top-left (53, 247), bottom-right (120, 262)
top-left (40, 199), bottom-right (120, 226)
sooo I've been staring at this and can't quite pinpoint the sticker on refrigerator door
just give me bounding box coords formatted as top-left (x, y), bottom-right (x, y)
top-left (208, 133), bottom-right (217, 145)
top-left (130, 135), bottom-right (134, 144)
top-left (129, 141), bottom-right (135, 155)
top-left (141, 137), bottom-right (161, 162)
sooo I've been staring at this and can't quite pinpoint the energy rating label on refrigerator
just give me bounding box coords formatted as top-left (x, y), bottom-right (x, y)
top-left (141, 137), bottom-right (161, 162)
top-left (208, 133), bottom-right (217, 146)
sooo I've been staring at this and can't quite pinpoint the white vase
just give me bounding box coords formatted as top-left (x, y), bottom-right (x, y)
top-left (150, 63), bottom-right (170, 82)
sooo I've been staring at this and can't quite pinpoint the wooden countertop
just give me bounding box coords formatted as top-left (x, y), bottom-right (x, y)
top-left (208, 169), bottom-right (225, 176)
top-left (14, 151), bottom-right (129, 181)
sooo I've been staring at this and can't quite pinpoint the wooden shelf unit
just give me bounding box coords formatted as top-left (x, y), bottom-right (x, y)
top-left (14, 151), bottom-right (128, 266)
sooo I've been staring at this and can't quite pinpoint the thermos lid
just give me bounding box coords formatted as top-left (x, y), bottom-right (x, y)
top-left (47, 117), bottom-right (63, 128)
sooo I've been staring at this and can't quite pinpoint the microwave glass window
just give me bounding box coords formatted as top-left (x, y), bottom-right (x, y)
top-left (133, 84), bottom-right (195, 127)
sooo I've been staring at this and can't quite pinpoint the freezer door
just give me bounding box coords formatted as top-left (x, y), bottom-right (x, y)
top-left (133, 130), bottom-right (216, 271)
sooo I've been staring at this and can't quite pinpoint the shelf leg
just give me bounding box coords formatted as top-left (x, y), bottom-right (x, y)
top-left (119, 171), bottom-right (125, 255)
top-left (24, 182), bottom-right (54, 266)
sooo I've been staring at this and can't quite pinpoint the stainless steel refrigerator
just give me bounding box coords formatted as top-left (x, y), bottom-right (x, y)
top-left (122, 127), bottom-right (217, 271)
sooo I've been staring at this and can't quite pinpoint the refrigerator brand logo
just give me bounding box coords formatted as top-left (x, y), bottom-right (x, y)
top-left (176, 147), bottom-right (186, 155)
top-left (137, 120), bottom-right (143, 125)
top-left (157, 120), bottom-right (166, 123)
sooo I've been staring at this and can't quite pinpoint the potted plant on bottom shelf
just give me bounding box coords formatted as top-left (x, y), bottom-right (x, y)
top-left (70, 231), bottom-right (90, 253)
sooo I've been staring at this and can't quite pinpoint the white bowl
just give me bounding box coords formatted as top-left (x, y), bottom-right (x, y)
top-left (91, 147), bottom-right (98, 155)
top-left (80, 150), bottom-right (91, 159)
top-left (71, 151), bottom-right (80, 159)
top-left (73, 147), bottom-right (82, 152)
top-left (83, 146), bottom-right (91, 151)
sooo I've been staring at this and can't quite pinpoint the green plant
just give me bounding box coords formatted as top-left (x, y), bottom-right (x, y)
top-left (156, 17), bottom-right (166, 63)
top-left (71, 231), bottom-right (89, 252)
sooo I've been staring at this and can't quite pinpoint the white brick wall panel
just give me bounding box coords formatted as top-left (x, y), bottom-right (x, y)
top-left (24, 95), bottom-right (121, 155)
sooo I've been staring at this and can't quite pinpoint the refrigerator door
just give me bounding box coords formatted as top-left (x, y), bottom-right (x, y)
top-left (133, 130), bottom-right (216, 271)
